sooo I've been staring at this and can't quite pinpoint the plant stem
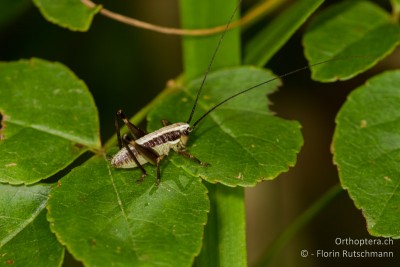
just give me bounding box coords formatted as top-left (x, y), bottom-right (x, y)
top-left (196, 184), bottom-right (247, 267)
top-left (254, 184), bottom-right (343, 267)
top-left (178, 0), bottom-right (247, 266)
top-left (390, 0), bottom-right (400, 21)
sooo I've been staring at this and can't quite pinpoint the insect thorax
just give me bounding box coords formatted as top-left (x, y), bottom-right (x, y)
top-left (136, 122), bottom-right (190, 149)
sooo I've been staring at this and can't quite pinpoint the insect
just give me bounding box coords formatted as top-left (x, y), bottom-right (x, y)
top-left (111, 1), bottom-right (346, 185)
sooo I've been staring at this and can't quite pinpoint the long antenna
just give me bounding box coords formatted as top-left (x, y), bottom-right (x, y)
top-left (186, 0), bottom-right (243, 124)
top-left (190, 58), bottom-right (352, 129)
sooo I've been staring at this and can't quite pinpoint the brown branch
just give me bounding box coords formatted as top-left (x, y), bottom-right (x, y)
top-left (80, 0), bottom-right (281, 36)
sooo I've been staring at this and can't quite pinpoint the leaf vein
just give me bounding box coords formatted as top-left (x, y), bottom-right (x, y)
top-left (0, 194), bottom-right (47, 247)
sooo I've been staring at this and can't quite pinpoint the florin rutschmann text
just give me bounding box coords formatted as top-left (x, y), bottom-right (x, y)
top-left (300, 237), bottom-right (395, 259)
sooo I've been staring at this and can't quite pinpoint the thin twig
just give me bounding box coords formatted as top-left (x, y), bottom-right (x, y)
top-left (80, 0), bottom-right (281, 36)
top-left (254, 184), bottom-right (343, 267)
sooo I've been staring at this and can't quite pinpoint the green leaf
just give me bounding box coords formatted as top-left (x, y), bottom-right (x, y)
top-left (333, 70), bottom-right (400, 238)
top-left (0, 183), bottom-right (64, 267)
top-left (0, 58), bottom-right (100, 184)
top-left (33, 0), bottom-right (101, 31)
top-left (147, 67), bottom-right (303, 187)
top-left (244, 0), bottom-right (324, 66)
top-left (303, 1), bottom-right (400, 82)
top-left (47, 155), bottom-right (209, 267)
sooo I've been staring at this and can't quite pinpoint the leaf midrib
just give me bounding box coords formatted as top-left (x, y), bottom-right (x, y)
top-left (7, 119), bottom-right (96, 148)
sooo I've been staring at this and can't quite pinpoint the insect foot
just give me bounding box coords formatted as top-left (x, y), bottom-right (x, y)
top-left (200, 162), bottom-right (210, 167)
top-left (136, 173), bottom-right (147, 184)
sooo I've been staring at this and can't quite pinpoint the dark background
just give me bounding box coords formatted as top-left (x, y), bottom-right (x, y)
top-left (1, 0), bottom-right (398, 266)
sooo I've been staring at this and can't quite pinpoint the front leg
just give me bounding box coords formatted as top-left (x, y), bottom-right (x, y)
top-left (176, 150), bottom-right (209, 167)
top-left (155, 155), bottom-right (166, 185)
top-left (161, 119), bottom-right (170, 127)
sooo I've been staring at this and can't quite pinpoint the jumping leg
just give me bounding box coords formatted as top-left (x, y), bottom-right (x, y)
top-left (121, 134), bottom-right (147, 183)
top-left (115, 109), bottom-right (147, 145)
